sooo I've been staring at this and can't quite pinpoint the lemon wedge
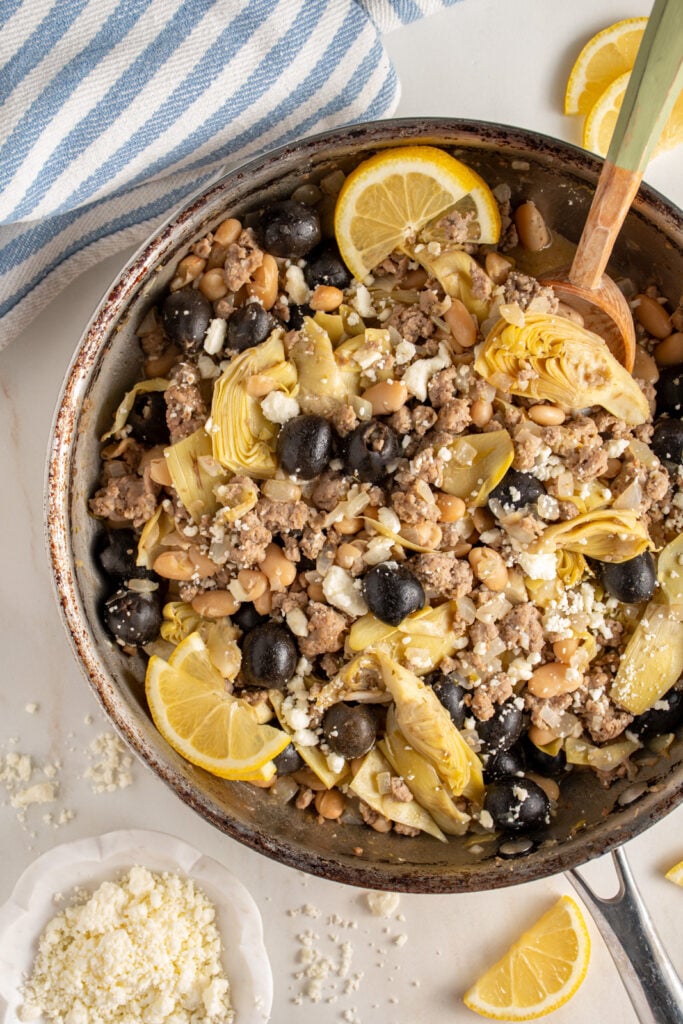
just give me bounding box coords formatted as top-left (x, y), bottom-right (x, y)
top-left (564, 17), bottom-right (647, 116)
top-left (665, 860), bottom-right (683, 886)
top-left (463, 895), bottom-right (590, 1020)
top-left (583, 70), bottom-right (683, 158)
top-left (145, 633), bottom-right (290, 780)
top-left (334, 145), bottom-right (500, 281)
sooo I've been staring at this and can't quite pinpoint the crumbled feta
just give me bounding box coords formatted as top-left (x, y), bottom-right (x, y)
top-left (365, 891), bottom-right (400, 918)
top-left (517, 550), bottom-right (557, 581)
top-left (402, 343), bottom-right (451, 401)
top-left (351, 284), bottom-right (376, 318)
top-left (322, 566), bottom-right (369, 616)
top-left (285, 264), bottom-right (311, 305)
top-left (260, 390), bottom-right (300, 425)
top-left (20, 868), bottom-right (234, 1023)
top-left (203, 317), bottom-right (227, 355)
top-left (394, 340), bottom-right (416, 364)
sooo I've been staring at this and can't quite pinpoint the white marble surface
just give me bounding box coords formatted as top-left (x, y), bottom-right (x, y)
top-left (2, 1), bottom-right (682, 1022)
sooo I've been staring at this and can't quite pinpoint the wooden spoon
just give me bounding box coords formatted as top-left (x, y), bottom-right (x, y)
top-left (541, 0), bottom-right (683, 371)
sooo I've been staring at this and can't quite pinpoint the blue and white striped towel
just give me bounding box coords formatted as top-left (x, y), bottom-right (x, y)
top-left (0, 0), bottom-right (459, 349)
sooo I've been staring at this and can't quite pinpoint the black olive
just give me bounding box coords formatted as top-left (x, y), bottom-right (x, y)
top-left (488, 468), bottom-right (545, 511)
top-left (242, 622), bottom-right (298, 689)
top-left (277, 414), bottom-right (334, 480)
top-left (96, 529), bottom-right (152, 581)
top-left (286, 303), bottom-right (314, 330)
top-left (484, 776), bottom-right (551, 833)
top-left (521, 734), bottom-right (567, 776)
top-left (651, 418), bottom-right (683, 465)
top-left (592, 551), bottom-right (656, 604)
top-left (425, 671), bottom-right (467, 727)
top-left (231, 602), bottom-right (268, 633)
top-left (255, 200), bottom-right (321, 259)
top-left (484, 745), bottom-right (526, 782)
top-left (127, 390), bottom-right (170, 446)
top-left (656, 365), bottom-right (683, 417)
top-left (273, 744), bottom-right (305, 775)
top-left (344, 420), bottom-right (400, 482)
top-left (103, 587), bottom-right (162, 646)
top-left (362, 562), bottom-right (425, 627)
top-left (227, 304), bottom-right (276, 352)
top-left (161, 288), bottom-right (212, 353)
top-left (321, 703), bottom-right (377, 759)
top-left (630, 688), bottom-right (683, 739)
top-left (476, 701), bottom-right (524, 755)
top-left (304, 245), bottom-right (351, 290)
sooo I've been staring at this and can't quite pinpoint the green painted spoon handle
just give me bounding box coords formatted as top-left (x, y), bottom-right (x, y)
top-left (570, 0), bottom-right (683, 291)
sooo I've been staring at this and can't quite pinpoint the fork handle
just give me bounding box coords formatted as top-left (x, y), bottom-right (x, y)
top-left (570, 0), bottom-right (683, 290)
top-left (567, 847), bottom-right (683, 1024)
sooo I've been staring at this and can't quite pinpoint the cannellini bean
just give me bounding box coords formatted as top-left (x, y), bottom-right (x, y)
top-left (444, 298), bottom-right (477, 347)
top-left (213, 217), bottom-right (242, 247)
top-left (314, 789), bottom-right (346, 819)
top-left (403, 267), bottom-right (428, 289)
top-left (253, 587), bottom-right (272, 615)
top-left (336, 516), bottom-right (364, 535)
top-left (654, 331), bottom-right (683, 366)
top-left (472, 507), bottom-right (495, 533)
top-left (145, 347), bottom-right (181, 378)
top-left (470, 399), bottom-right (493, 427)
top-left (361, 380), bottom-right (409, 416)
top-left (435, 493), bottom-right (466, 523)
top-left (153, 549), bottom-right (218, 581)
top-left (246, 253), bottom-right (279, 310)
top-left (307, 581), bottom-right (325, 602)
top-left (634, 293), bottom-right (672, 339)
top-left (528, 404), bottom-right (565, 426)
top-left (528, 724), bottom-right (561, 748)
top-left (468, 547), bottom-right (508, 591)
top-left (526, 772), bottom-right (560, 803)
top-left (261, 478), bottom-right (302, 502)
top-left (336, 542), bottom-right (364, 571)
top-left (309, 285), bottom-right (344, 311)
top-left (260, 542), bottom-right (297, 590)
top-left (552, 637), bottom-right (579, 663)
top-left (170, 254), bottom-right (206, 291)
top-left (198, 267), bottom-right (228, 301)
top-left (527, 662), bottom-right (583, 698)
top-left (191, 591), bottom-right (240, 618)
top-left (632, 346), bottom-right (659, 383)
top-left (515, 201), bottom-right (551, 251)
top-left (237, 569), bottom-right (269, 600)
top-left (401, 522), bottom-right (442, 549)
top-left (485, 251), bottom-right (512, 285)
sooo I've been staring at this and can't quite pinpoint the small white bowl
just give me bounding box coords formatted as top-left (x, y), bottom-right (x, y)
top-left (0, 829), bottom-right (272, 1024)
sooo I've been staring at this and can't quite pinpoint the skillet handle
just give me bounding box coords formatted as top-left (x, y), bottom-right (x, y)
top-left (566, 847), bottom-right (683, 1024)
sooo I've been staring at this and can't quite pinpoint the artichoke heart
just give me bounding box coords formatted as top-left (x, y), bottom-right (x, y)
top-left (347, 602), bottom-right (461, 674)
top-left (349, 747), bottom-right (447, 842)
top-left (269, 691), bottom-right (349, 788)
top-left (160, 601), bottom-right (203, 645)
top-left (165, 428), bottom-right (229, 523)
top-left (528, 508), bottom-right (652, 563)
top-left (440, 430), bottom-right (514, 507)
top-left (137, 505), bottom-right (175, 569)
top-left (289, 317), bottom-right (356, 414)
top-left (411, 248), bottom-right (492, 321)
top-left (379, 707), bottom-right (471, 835)
top-left (474, 313), bottom-right (650, 425)
top-left (211, 333), bottom-right (295, 478)
top-left (314, 652), bottom-right (389, 710)
top-left (611, 602), bottom-right (683, 715)
top-left (556, 550), bottom-right (588, 588)
top-left (376, 652), bottom-right (484, 802)
top-left (655, 534), bottom-right (683, 605)
top-left (100, 378), bottom-right (168, 441)
top-left (565, 734), bottom-right (641, 770)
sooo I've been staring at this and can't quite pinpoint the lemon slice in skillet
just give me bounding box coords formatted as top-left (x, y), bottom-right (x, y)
top-left (145, 633), bottom-right (289, 780)
top-left (334, 145), bottom-right (501, 281)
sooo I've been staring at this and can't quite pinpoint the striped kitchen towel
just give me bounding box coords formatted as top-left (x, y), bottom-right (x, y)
top-left (0, 0), bottom-right (460, 350)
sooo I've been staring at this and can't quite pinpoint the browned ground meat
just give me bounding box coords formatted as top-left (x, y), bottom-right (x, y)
top-left (469, 674), bottom-right (514, 721)
top-left (499, 602), bottom-right (545, 653)
top-left (524, 691), bottom-right (573, 729)
top-left (329, 403), bottom-right (359, 437)
top-left (165, 362), bottom-right (207, 443)
top-left (581, 694), bottom-right (633, 744)
top-left (391, 480), bottom-right (440, 525)
top-left (311, 472), bottom-right (349, 511)
top-left (223, 228), bottom-right (263, 290)
top-left (255, 497), bottom-right (311, 533)
top-left (427, 367), bottom-right (458, 408)
top-left (222, 510), bottom-right (272, 569)
top-left (386, 304), bottom-right (434, 344)
top-left (299, 602), bottom-right (349, 658)
top-left (436, 398), bottom-right (471, 433)
top-left (410, 552), bottom-right (473, 599)
top-left (89, 471), bottom-right (160, 528)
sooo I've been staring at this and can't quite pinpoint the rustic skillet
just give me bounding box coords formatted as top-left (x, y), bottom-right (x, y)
top-left (45, 118), bottom-right (683, 1019)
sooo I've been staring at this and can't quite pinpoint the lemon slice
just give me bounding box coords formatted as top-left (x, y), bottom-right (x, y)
top-left (564, 17), bottom-right (648, 116)
top-left (145, 638), bottom-right (290, 780)
top-left (583, 70), bottom-right (683, 158)
top-left (463, 895), bottom-right (590, 1020)
top-left (334, 145), bottom-right (501, 281)
top-left (168, 630), bottom-right (226, 687)
top-left (665, 860), bottom-right (683, 886)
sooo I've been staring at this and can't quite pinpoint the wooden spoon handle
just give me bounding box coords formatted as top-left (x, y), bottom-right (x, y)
top-left (570, 0), bottom-right (683, 291)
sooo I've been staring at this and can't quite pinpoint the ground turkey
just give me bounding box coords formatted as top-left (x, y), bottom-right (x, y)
top-left (386, 304), bottom-right (435, 344)
top-left (89, 470), bottom-right (160, 528)
top-left (410, 552), bottom-right (473, 600)
top-left (298, 602), bottom-right (349, 658)
top-left (255, 496), bottom-right (310, 534)
top-left (223, 228), bottom-right (264, 290)
top-left (499, 602), bottom-right (545, 653)
top-left (165, 361), bottom-right (207, 443)
top-left (221, 510), bottom-right (272, 570)
top-left (391, 480), bottom-right (440, 525)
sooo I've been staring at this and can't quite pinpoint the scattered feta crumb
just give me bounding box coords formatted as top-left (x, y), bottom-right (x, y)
top-left (364, 891), bottom-right (400, 918)
top-left (261, 390), bottom-right (300, 425)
